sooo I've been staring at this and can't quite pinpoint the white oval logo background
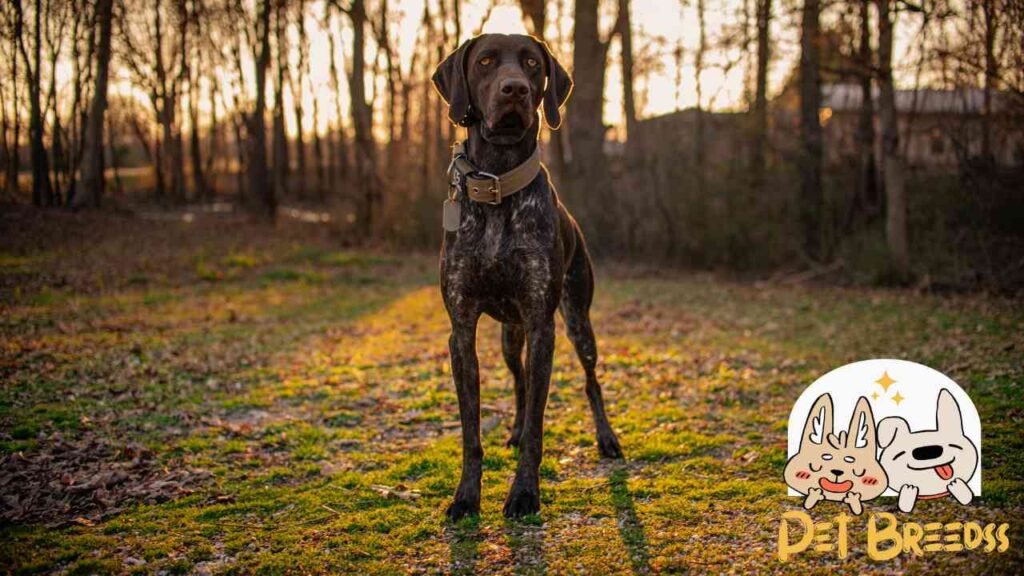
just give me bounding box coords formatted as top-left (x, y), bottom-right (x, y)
top-left (787, 359), bottom-right (981, 497)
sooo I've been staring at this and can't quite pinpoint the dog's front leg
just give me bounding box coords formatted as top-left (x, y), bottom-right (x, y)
top-left (446, 312), bottom-right (482, 521)
top-left (503, 317), bottom-right (555, 518)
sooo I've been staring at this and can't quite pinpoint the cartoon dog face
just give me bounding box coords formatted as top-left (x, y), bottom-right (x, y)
top-left (877, 389), bottom-right (979, 497)
top-left (785, 394), bottom-right (888, 502)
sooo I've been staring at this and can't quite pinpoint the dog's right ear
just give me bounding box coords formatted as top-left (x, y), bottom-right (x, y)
top-left (433, 38), bottom-right (478, 127)
top-left (800, 393), bottom-right (834, 449)
top-left (877, 417), bottom-right (910, 449)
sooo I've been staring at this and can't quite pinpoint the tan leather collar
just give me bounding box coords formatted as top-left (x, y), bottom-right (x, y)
top-left (448, 141), bottom-right (542, 205)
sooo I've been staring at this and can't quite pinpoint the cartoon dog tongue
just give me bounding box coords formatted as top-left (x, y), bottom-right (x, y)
top-left (935, 464), bottom-right (954, 480)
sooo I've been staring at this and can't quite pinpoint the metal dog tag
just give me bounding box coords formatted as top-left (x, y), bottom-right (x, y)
top-left (442, 199), bottom-right (461, 232)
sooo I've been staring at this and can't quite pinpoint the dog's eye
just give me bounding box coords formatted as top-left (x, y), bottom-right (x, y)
top-left (526, 57), bottom-right (539, 68)
top-left (479, 56), bottom-right (494, 66)
top-left (809, 463), bottom-right (822, 472)
top-left (821, 454), bottom-right (833, 461)
top-left (853, 469), bottom-right (866, 477)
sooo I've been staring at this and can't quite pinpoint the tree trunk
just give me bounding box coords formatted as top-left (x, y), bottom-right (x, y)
top-left (17, 0), bottom-right (54, 206)
top-left (877, 0), bottom-right (908, 278)
top-left (348, 0), bottom-right (377, 236)
top-left (272, 0), bottom-right (288, 201)
top-left (798, 0), bottom-right (825, 261)
top-left (751, 0), bottom-right (771, 184)
top-left (855, 0), bottom-right (878, 215)
top-left (981, 0), bottom-right (997, 162)
top-left (618, 0), bottom-right (636, 140)
top-left (292, 0), bottom-right (308, 199)
top-left (568, 0), bottom-right (613, 240)
top-left (74, 0), bottom-right (114, 208)
top-left (246, 0), bottom-right (275, 221)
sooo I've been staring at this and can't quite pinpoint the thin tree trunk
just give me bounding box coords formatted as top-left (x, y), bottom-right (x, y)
top-left (695, 0), bottom-right (707, 197)
top-left (981, 0), bottom-right (997, 162)
top-left (751, 0), bottom-right (771, 184)
top-left (877, 0), bottom-right (908, 278)
top-left (75, 0), bottom-right (114, 208)
top-left (855, 0), bottom-right (878, 215)
top-left (348, 0), bottom-right (377, 235)
top-left (799, 0), bottom-right (825, 261)
top-left (272, 0), bottom-right (288, 201)
top-left (246, 0), bottom-right (275, 221)
top-left (292, 0), bottom-right (308, 199)
top-left (16, 0), bottom-right (54, 206)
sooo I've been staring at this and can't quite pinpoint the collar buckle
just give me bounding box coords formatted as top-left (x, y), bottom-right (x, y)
top-left (471, 171), bottom-right (502, 205)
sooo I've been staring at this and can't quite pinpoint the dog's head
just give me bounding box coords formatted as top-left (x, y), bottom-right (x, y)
top-left (432, 33), bottom-right (572, 144)
top-left (878, 389), bottom-right (978, 496)
top-left (784, 394), bottom-right (888, 502)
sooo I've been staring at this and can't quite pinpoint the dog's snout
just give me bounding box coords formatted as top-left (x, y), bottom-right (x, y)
top-left (912, 445), bottom-right (944, 460)
top-left (499, 78), bottom-right (530, 100)
top-left (830, 469), bottom-right (844, 477)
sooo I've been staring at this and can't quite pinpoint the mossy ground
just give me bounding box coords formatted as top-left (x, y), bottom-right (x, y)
top-left (1, 211), bottom-right (1022, 574)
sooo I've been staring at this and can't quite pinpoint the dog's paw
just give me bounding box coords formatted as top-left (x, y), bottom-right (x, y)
top-left (898, 484), bottom-right (918, 513)
top-left (502, 482), bottom-right (541, 518)
top-left (948, 478), bottom-right (973, 505)
top-left (597, 430), bottom-right (623, 459)
top-left (843, 491), bottom-right (863, 515)
top-left (445, 497), bottom-right (480, 522)
top-left (804, 487), bottom-right (824, 509)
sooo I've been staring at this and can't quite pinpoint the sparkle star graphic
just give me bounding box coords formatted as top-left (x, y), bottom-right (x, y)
top-left (892, 391), bottom-right (905, 406)
top-left (875, 371), bottom-right (896, 392)
top-left (871, 391), bottom-right (880, 401)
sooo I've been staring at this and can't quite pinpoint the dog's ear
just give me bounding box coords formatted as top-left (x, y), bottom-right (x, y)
top-left (800, 393), bottom-right (833, 449)
top-left (846, 397), bottom-right (878, 450)
top-left (877, 417), bottom-right (909, 449)
top-left (534, 39), bottom-right (572, 130)
top-left (936, 389), bottom-right (965, 435)
top-left (433, 37), bottom-right (478, 127)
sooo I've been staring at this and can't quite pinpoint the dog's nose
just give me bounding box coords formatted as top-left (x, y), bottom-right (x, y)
top-left (912, 445), bottom-right (944, 460)
top-left (830, 469), bottom-right (844, 477)
top-left (499, 78), bottom-right (530, 100)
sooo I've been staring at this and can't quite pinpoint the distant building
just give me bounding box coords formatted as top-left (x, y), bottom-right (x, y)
top-left (820, 84), bottom-right (1023, 168)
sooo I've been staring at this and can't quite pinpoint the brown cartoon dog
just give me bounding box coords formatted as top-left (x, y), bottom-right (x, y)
top-left (784, 394), bottom-right (888, 515)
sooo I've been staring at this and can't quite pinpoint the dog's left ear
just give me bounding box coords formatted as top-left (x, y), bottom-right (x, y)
top-left (433, 38), bottom-right (478, 127)
top-left (534, 39), bottom-right (573, 130)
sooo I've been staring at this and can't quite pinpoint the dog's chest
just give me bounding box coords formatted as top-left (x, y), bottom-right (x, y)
top-left (442, 185), bottom-right (557, 303)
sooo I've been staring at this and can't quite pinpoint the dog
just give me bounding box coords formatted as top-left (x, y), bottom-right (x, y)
top-left (878, 389), bottom-right (978, 513)
top-left (432, 34), bottom-right (623, 520)
top-left (784, 394), bottom-right (888, 515)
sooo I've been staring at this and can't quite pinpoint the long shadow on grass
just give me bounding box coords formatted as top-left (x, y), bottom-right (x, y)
top-left (448, 518), bottom-right (482, 576)
top-left (505, 516), bottom-right (547, 575)
top-left (608, 466), bottom-right (652, 574)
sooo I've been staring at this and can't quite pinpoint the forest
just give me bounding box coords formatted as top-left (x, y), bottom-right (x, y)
top-left (1, 1), bottom-right (1023, 574)
top-left (0, 0), bottom-right (1021, 287)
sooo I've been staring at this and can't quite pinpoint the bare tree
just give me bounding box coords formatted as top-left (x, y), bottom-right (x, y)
top-left (751, 0), bottom-right (771, 184)
top-left (13, 0), bottom-right (54, 206)
top-left (877, 0), bottom-right (908, 278)
top-left (798, 0), bottom-right (825, 261)
top-left (75, 0), bottom-right (114, 208)
top-left (245, 0), bottom-right (275, 220)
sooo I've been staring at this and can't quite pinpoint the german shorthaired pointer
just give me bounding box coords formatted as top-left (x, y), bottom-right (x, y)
top-left (433, 33), bottom-right (622, 520)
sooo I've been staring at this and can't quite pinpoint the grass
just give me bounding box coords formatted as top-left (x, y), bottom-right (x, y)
top-left (1, 209), bottom-right (1022, 574)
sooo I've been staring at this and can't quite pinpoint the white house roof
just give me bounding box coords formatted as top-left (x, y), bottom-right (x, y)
top-left (822, 84), bottom-right (1008, 114)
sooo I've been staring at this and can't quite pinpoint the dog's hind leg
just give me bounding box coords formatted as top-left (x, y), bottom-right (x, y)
top-left (560, 237), bottom-right (623, 459)
top-left (502, 323), bottom-right (527, 448)
top-left (446, 311), bottom-right (483, 521)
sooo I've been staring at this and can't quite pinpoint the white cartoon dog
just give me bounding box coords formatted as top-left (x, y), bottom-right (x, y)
top-left (877, 388), bottom-right (979, 513)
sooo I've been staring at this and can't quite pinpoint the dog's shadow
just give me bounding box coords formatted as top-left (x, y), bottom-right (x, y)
top-left (446, 466), bottom-right (650, 574)
top-left (608, 465), bottom-right (652, 574)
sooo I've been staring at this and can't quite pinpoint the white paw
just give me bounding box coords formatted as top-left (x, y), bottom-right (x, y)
top-left (948, 478), bottom-right (973, 505)
top-left (898, 484), bottom-right (918, 513)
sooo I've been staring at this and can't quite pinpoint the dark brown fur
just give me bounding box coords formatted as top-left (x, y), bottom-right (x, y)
top-left (433, 34), bottom-right (622, 520)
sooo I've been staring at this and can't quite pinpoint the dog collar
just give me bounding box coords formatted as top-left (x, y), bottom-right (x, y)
top-left (447, 141), bottom-right (542, 205)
